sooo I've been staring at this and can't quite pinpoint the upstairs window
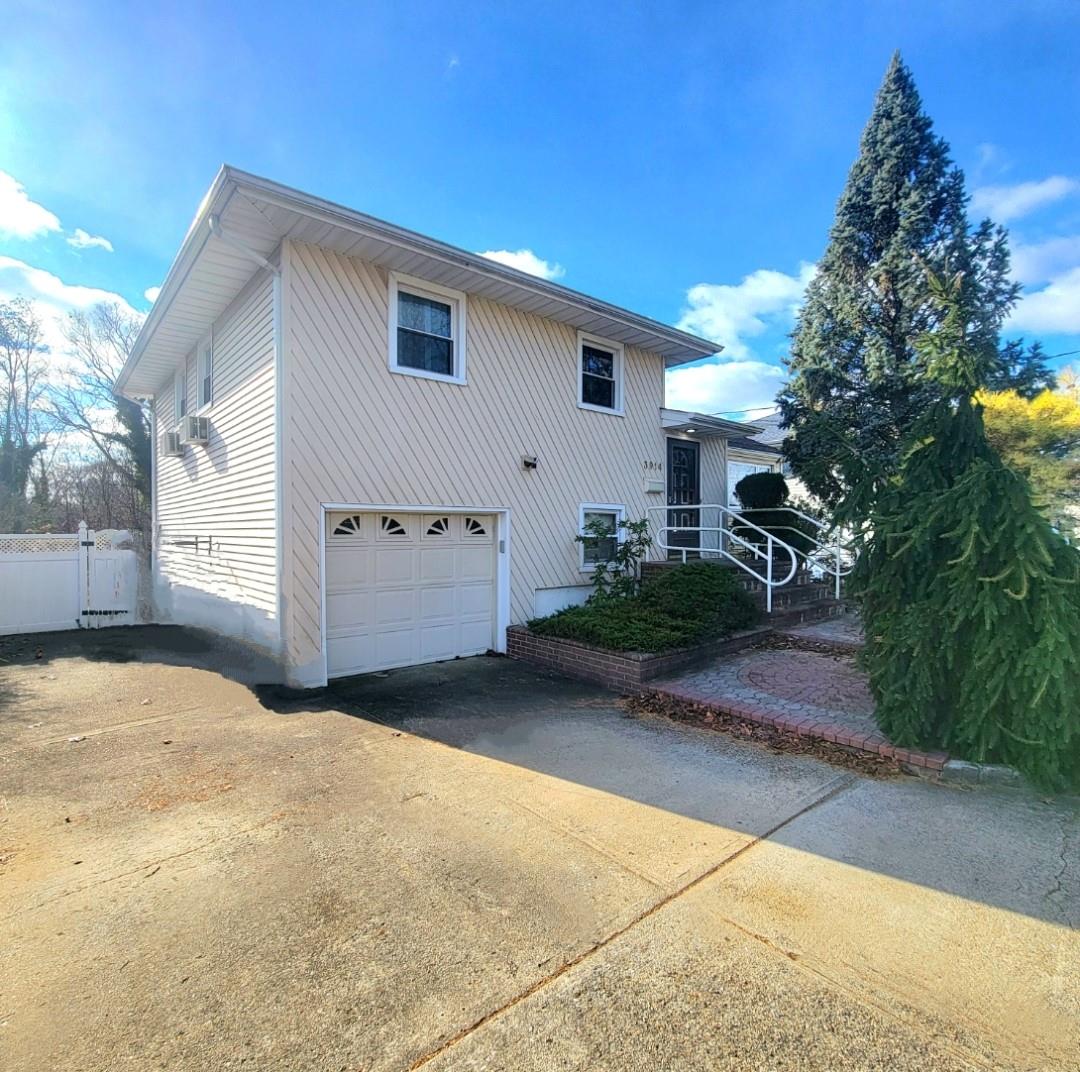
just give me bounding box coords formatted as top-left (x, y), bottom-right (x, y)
top-left (578, 333), bottom-right (623, 415)
top-left (389, 272), bottom-right (467, 384)
top-left (197, 336), bottom-right (213, 409)
top-left (174, 370), bottom-right (187, 421)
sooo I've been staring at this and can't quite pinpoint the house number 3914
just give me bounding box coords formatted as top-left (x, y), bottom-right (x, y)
top-left (642, 461), bottom-right (662, 472)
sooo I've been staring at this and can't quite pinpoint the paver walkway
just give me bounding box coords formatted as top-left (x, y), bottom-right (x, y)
top-left (654, 630), bottom-right (949, 771)
top-left (776, 612), bottom-right (865, 652)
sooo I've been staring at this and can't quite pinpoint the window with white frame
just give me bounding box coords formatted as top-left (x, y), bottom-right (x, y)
top-left (578, 333), bottom-right (623, 414)
top-left (579, 503), bottom-right (625, 569)
top-left (197, 336), bottom-right (213, 409)
top-left (389, 272), bottom-right (467, 384)
top-left (728, 461), bottom-right (774, 505)
top-left (174, 370), bottom-right (187, 421)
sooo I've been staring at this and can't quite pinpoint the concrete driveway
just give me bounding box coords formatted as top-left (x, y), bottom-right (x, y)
top-left (1, 627), bottom-right (1076, 1071)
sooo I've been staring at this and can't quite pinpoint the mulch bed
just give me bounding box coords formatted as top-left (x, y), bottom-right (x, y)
top-left (625, 691), bottom-right (902, 779)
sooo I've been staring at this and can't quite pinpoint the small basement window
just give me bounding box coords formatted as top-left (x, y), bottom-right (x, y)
top-left (578, 333), bottom-right (623, 415)
top-left (579, 503), bottom-right (625, 570)
top-left (389, 272), bottom-right (467, 384)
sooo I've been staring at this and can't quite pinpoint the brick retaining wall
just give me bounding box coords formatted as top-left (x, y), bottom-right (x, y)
top-left (506, 625), bottom-right (773, 691)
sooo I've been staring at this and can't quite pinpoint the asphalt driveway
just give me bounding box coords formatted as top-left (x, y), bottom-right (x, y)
top-left (1, 627), bottom-right (1077, 1071)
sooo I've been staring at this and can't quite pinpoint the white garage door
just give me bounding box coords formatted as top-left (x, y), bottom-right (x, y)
top-left (325, 510), bottom-right (497, 678)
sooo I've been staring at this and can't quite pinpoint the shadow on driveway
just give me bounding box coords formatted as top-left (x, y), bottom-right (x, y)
top-left (4, 624), bottom-right (1077, 933)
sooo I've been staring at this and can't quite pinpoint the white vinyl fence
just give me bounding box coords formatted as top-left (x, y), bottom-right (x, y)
top-left (0, 523), bottom-right (138, 636)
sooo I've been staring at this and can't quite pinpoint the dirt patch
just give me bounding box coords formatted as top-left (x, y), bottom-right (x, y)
top-left (627, 692), bottom-right (901, 779)
top-left (129, 764), bottom-right (238, 812)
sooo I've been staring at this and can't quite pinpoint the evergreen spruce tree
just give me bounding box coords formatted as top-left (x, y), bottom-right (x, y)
top-left (845, 274), bottom-right (1080, 790)
top-left (780, 52), bottom-right (1051, 506)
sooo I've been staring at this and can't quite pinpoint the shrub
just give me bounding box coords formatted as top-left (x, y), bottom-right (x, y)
top-left (734, 471), bottom-right (789, 509)
top-left (528, 562), bottom-right (759, 653)
top-left (639, 560), bottom-right (758, 636)
top-left (731, 473), bottom-right (820, 555)
top-left (527, 600), bottom-right (702, 652)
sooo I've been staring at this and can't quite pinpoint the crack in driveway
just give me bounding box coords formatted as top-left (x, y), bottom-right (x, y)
top-left (406, 774), bottom-right (856, 1070)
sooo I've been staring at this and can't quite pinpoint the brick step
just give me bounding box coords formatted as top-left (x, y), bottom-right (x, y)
top-left (765, 597), bottom-right (846, 627)
top-left (750, 584), bottom-right (837, 609)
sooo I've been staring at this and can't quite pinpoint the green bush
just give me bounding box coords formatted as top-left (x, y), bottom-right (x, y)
top-left (639, 560), bottom-right (758, 635)
top-left (734, 471), bottom-right (789, 509)
top-left (528, 562), bottom-right (758, 653)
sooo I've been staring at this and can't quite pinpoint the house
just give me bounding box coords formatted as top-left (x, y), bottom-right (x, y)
top-left (725, 411), bottom-right (811, 506)
top-left (116, 167), bottom-right (760, 687)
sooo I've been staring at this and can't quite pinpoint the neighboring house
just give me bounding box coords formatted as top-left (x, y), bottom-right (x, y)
top-left (116, 168), bottom-right (758, 687)
top-left (726, 410), bottom-right (810, 505)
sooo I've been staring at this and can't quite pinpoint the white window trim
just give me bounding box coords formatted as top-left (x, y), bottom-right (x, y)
top-left (173, 369), bottom-right (186, 422)
top-left (196, 333), bottom-right (213, 412)
top-left (577, 331), bottom-right (624, 416)
top-left (578, 502), bottom-right (626, 572)
top-left (388, 271), bottom-right (468, 386)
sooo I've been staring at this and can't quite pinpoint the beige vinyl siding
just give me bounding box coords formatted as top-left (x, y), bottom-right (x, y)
top-left (153, 269), bottom-right (279, 648)
top-left (282, 241), bottom-right (673, 675)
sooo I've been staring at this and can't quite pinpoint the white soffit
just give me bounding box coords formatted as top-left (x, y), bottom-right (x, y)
top-left (118, 168), bottom-right (721, 396)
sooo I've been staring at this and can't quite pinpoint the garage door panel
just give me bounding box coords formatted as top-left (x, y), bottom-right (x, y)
top-left (459, 620), bottom-right (494, 653)
top-left (326, 591), bottom-right (372, 633)
top-left (419, 623), bottom-right (458, 660)
top-left (327, 632), bottom-right (373, 676)
top-left (374, 588), bottom-right (418, 626)
top-left (458, 546), bottom-right (495, 580)
top-left (326, 548), bottom-right (371, 586)
top-left (419, 547), bottom-right (456, 581)
top-left (374, 628), bottom-right (416, 668)
top-left (459, 582), bottom-right (494, 616)
top-left (419, 585), bottom-right (455, 620)
top-left (375, 548), bottom-right (416, 583)
top-left (326, 511), bottom-right (497, 679)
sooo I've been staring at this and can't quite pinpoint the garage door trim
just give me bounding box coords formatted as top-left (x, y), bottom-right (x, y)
top-left (318, 501), bottom-right (511, 685)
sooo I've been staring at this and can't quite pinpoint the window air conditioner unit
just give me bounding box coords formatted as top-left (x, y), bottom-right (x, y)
top-left (179, 415), bottom-right (210, 445)
top-left (161, 430), bottom-right (183, 457)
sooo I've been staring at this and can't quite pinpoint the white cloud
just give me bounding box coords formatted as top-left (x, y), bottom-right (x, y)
top-left (66, 227), bottom-right (114, 253)
top-left (0, 254), bottom-right (142, 357)
top-left (676, 262), bottom-right (816, 360)
top-left (1010, 235), bottom-right (1080, 286)
top-left (477, 248), bottom-right (565, 280)
top-left (144, 285), bottom-right (162, 303)
top-left (971, 175), bottom-right (1079, 223)
top-left (0, 170), bottom-right (62, 239)
top-left (1008, 266), bottom-right (1080, 334)
top-left (665, 358), bottom-right (787, 416)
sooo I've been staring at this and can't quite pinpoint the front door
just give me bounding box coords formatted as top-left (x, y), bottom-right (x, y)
top-left (667, 438), bottom-right (701, 557)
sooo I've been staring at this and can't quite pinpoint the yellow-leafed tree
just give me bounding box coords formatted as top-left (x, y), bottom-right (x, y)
top-left (978, 384), bottom-right (1080, 534)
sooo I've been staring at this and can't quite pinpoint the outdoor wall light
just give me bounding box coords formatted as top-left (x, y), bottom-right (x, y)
top-left (522, 455), bottom-right (539, 470)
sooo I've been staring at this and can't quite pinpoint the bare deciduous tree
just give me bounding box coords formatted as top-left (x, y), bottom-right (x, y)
top-left (47, 302), bottom-right (150, 531)
top-left (0, 298), bottom-right (49, 530)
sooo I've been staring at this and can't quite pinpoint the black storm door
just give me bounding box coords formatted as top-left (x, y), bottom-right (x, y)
top-left (667, 438), bottom-right (701, 555)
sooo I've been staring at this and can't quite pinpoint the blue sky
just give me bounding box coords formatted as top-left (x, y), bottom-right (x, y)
top-left (2, 0), bottom-right (1079, 415)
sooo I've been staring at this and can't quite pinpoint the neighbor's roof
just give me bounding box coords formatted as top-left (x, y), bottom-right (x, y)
top-left (116, 166), bottom-right (723, 396)
top-left (742, 410), bottom-right (786, 447)
top-left (727, 436), bottom-right (783, 456)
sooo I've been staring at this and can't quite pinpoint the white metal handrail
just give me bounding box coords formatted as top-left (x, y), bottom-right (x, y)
top-left (735, 506), bottom-right (855, 599)
top-left (646, 504), bottom-right (798, 612)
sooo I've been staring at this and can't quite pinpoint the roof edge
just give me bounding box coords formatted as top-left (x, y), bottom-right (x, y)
top-left (223, 166), bottom-right (722, 357)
